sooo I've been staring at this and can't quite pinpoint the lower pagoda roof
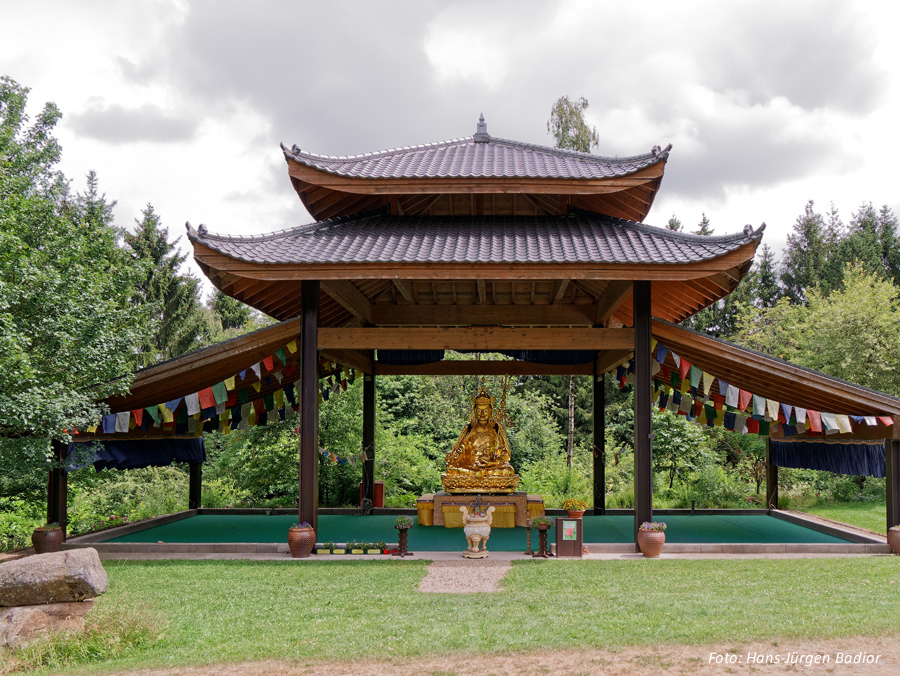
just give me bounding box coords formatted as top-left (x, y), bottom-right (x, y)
top-left (188, 211), bottom-right (763, 328)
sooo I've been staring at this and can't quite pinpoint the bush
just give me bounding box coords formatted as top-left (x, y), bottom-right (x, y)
top-left (201, 478), bottom-right (250, 508)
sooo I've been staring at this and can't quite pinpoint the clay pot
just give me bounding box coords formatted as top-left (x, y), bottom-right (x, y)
top-left (32, 527), bottom-right (64, 554)
top-left (566, 510), bottom-right (586, 519)
top-left (287, 527), bottom-right (316, 558)
top-left (637, 529), bottom-right (666, 558)
top-left (888, 528), bottom-right (900, 556)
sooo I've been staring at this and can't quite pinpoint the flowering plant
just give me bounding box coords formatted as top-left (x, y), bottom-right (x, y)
top-left (291, 522), bottom-right (313, 529)
top-left (639, 521), bottom-right (667, 531)
top-left (561, 499), bottom-right (588, 511)
top-left (395, 515), bottom-right (414, 528)
top-left (530, 516), bottom-right (554, 528)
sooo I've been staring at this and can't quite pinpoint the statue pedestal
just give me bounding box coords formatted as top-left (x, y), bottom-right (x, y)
top-left (418, 493), bottom-right (545, 528)
top-left (462, 550), bottom-right (490, 559)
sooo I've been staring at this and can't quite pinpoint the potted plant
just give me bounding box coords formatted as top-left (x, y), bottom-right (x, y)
top-left (394, 515), bottom-right (413, 557)
top-left (317, 540), bottom-right (335, 555)
top-left (562, 499), bottom-right (588, 518)
top-left (349, 539), bottom-right (365, 555)
top-left (32, 522), bottom-right (63, 554)
top-left (888, 526), bottom-right (900, 555)
top-left (366, 541), bottom-right (382, 555)
top-left (287, 522), bottom-right (316, 558)
top-left (637, 521), bottom-right (667, 558)
top-left (531, 515), bottom-right (554, 530)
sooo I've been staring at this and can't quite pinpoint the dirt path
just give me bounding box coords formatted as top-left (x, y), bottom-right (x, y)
top-left (78, 635), bottom-right (899, 676)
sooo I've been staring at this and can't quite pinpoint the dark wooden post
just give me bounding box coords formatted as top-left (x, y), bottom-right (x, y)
top-left (299, 280), bottom-right (320, 532)
top-left (46, 440), bottom-right (68, 538)
top-left (188, 462), bottom-right (202, 510)
top-left (633, 280), bottom-right (652, 544)
top-left (765, 437), bottom-right (778, 510)
top-left (592, 361), bottom-right (605, 514)
top-left (362, 366), bottom-right (376, 506)
top-left (887, 439), bottom-right (900, 532)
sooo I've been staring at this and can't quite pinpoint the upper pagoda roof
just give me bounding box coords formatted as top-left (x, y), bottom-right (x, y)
top-left (282, 115), bottom-right (671, 223)
top-left (282, 118), bottom-right (670, 181)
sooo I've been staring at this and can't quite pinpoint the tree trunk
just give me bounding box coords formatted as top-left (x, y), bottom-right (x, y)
top-left (566, 375), bottom-right (575, 468)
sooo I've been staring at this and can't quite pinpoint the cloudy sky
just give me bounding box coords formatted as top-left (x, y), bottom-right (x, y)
top-left (3, 0), bottom-right (898, 292)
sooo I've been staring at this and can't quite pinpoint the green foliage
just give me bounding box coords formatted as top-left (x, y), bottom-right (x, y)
top-left (651, 409), bottom-right (713, 489)
top-left (666, 213), bottom-right (683, 232)
top-left (547, 95), bottom-right (599, 153)
top-left (66, 466), bottom-right (188, 536)
top-left (0, 76), bottom-right (153, 473)
top-left (212, 290), bottom-right (252, 331)
top-left (123, 204), bottom-right (204, 366)
top-left (518, 445), bottom-right (592, 507)
top-left (781, 200), bottom-right (829, 304)
top-left (693, 213), bottom-right (714, 236)
top-left (203, 421), bottom-right (299, 508)
top-left (736, 265), bottom-right (900, 396)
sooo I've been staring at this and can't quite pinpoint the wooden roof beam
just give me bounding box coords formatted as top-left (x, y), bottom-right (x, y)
top-left (319, 326), bottom-right (633, 351)
top-left (321, 280), bottom-right (374, 325)
top-left (371, 304), bottom-right (594, 326)
top-left (392, 279), bottom-right (416, 304)
top-left (594, 281), bottom-right (633, 326)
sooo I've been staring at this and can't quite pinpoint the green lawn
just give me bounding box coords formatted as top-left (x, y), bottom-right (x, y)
top-left (11, 558), bottom-right (900, 674)
top-left (801, 501), bottom-right (888, 534)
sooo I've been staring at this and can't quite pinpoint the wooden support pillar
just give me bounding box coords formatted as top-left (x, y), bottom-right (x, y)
top-left (188, 462), bottom-right (202, 510)
top-left (765, 437), bottom-right (778, 510)
top-left (46, 440), bottom-right (68, 538)
top-left (299, 280), bottom-right (320, 533)
top-left (633, 280), bottom-right (652, 544)
top-left (592, 361), bottom-right (605, 514)
top-left (362, 365), bottom-right (376, 506)
top-left (887, 439), bottom-right (900, 533)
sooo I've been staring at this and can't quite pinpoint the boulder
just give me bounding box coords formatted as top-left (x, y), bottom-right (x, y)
top-left (0, 548), bottom-right (108, 607)
top-left (0, 600), bottom-right (94, 648)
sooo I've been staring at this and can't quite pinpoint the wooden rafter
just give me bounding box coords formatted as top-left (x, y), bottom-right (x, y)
top-left (318, 327), bottom-right (634, 351)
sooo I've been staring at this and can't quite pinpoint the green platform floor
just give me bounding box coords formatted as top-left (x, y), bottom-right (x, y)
top-left (105, 514), bottom-right (851, 550)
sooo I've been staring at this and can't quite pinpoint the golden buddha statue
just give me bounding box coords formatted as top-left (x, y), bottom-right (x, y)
top-left (441, 385), bottom-right (520, 493)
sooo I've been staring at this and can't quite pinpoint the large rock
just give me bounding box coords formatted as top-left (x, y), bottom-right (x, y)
top-left (0, 600), bottom-right (94, 648)
top-left (0, 548), bottom-right (108, 607)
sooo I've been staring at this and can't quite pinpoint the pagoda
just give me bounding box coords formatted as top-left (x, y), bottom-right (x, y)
top-left (188, 115), bottom-right (765, 534)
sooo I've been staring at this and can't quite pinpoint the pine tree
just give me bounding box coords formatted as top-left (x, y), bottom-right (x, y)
top-left (124, 205), bottom-right (204, 365)
top-left (212, 290), bottom-right (252, 330)
top-left (666, 213), bottom-right (683, 232)
top-left (755, 245), bottom-right (780, 308)
top-left (693, 213), bottom-right (714, 236)
top-left (780, 201), bottom-right (828, 304)
top-left (877, 204), bottom-right (900, 285)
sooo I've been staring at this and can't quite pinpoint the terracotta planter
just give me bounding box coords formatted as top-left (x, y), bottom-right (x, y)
top-left (32, 527), bottom-right (64, 554)
top-left (287, 527), bottom-right (316, 558)
top-left (888, 529), bottom-right (900, 556)
top-left (566, 510), bottom-right (586, 519)
top-left (637, 529), bottom-right (665, 558)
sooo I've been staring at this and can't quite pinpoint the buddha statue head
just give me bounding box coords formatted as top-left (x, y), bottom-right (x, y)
top-left (470, 386), bottom-right (495, 425)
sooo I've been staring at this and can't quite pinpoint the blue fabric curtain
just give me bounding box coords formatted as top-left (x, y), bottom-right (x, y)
top-left (67, 438), bottom-right (206, 472)
top-left (770, 440), bottom-right (885, 477)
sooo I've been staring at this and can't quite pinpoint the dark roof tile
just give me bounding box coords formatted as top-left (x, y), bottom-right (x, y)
top-left (282, 134), bottom-right (670, 181)
top-left (190, 211), bottom-right (764, 267)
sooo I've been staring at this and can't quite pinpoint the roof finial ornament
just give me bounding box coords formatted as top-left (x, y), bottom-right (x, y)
top-left (474, 113), bottom-right (490, 143)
